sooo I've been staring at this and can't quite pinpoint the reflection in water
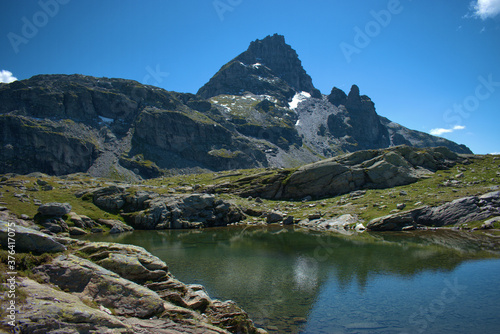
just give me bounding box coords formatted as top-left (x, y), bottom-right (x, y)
top-left (83, 227), bottom-right (500, 333)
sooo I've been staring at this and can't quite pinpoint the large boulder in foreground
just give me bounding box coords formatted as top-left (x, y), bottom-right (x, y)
top-left (15, 277), bottom-right (133, 334)
top-left (33, 254), bottom-right (165, 319)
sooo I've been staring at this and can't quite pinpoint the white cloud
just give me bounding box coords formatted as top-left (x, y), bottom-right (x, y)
top-left (489, 152), bottom-right (500, 155)
top-left (0, 70), bottom-right (18, 83)
top-left (430, 125), bottom-right (466, 136)
top-left (471, 0), bottom-right (500, 20)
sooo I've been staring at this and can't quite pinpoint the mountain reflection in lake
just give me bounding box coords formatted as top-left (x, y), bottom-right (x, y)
top-left (83, 227), bottom-right (500, 333)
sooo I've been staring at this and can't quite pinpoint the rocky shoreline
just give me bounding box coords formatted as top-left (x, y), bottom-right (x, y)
top-left (0, 220), bottom-right (267, 334)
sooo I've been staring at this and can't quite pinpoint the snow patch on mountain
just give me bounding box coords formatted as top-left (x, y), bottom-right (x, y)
top-left (289, 91), bottom-right (311, 110)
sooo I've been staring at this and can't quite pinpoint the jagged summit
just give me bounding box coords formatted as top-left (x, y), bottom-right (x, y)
top-left (197, 34), bottom-right (320, 102)
top-left (234, 34), bottom-right (319, 95)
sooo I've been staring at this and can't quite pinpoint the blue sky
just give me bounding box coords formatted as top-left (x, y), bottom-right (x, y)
top-left (1, 0), bottom-right (499, 154)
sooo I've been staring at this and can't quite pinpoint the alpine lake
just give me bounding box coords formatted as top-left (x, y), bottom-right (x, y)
top-left (82, 226), bottom-right (500, 333)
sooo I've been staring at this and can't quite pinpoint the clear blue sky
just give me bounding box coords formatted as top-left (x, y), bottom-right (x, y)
top-left (1, 0), bottom-right (499, 154)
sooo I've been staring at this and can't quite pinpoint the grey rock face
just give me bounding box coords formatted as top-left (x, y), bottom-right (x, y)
top-left (38, 202), bottom-right (72, 217)
top-left (278, 145), bottom-right (459, 200)
top-left (367, 191), bottom-right (500, 231)
top-left (79, 186), bottom-right (244, 230)
top-left (33, 254), bottom-right (166, 319)
top-left (213, 145), bottom-right (462, 201)
top-left (0, 114), bottom-right (99, 175)
top-left (0, 221), bottom-right (67, 253)
top-left (132, 108), bottom-right (267, 171)
top-left (122, 193), bottom-right (244, 230)
top-left (327, 85), bottom-right (390, 150)
top-left (14, 277), bottom-right (133, 334)
top-left (198, 34), bottom-right (319, 101)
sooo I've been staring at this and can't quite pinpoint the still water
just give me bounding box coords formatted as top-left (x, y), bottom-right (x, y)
top-left (83, 227), bottom-right (500, 333)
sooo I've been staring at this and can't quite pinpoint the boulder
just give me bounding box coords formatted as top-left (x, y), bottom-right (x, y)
top-left (367, 191), bottom-right (500, 230)
top-left (33, 254), bottom-right (165, 319)
top-left (69, 226), bottom-right (88, 236)
top-left (123, 193), bottom-right (244, 230)
top-left (0, 221), bottom-right (66, 253)
top-left (283, 216), bottom-right (295, 225)
top-left (482, 217), bottom-right (500, 229)
top-left (266, 211), bottom-right (284, 224)
top-left (68, 212), bottom-right (97, 229)
top-left (225, 145), bottom-right (462, 200)
top-left (367, 211), bottom-right (418, 231)
top-left (319, 214), bottom-right (357, 230)
top-left (97, 218), bottom-right (134, 234)
top-left (13, 277), bottom-right (133, 334)
top-left (38, 202), bottom-right (72, 217)
top-left (78, 242), bottom-right (170, 281)
top-left (415, 196), bottom-right (489, 227)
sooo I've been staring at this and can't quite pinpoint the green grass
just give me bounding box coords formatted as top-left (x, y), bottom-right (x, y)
top-left (1, 154), bottom-right (498, 230)
top-left (0, 174), bottom-right (123, 221)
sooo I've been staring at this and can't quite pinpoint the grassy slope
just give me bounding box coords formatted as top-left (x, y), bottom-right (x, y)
top-left (1, 155), bottom-right (499, 229)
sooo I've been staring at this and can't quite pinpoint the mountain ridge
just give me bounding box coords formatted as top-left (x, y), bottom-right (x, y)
top-left (0, 34), bottom-right (472, 179)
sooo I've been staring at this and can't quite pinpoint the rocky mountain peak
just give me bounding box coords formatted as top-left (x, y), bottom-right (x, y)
top-left (235, 34), bottom-right (319, 95)
top-left (197, 34), bottom-right (320, 101)
top-left (328, 87), bottom-right (347, 107)
top-left (347, 84), bottom-right (360, 101)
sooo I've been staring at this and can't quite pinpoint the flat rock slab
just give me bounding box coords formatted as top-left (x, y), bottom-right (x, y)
top-left (0, 221), bottom-right (66, 253)
top-left (33, 254), bottom-right (165, 319)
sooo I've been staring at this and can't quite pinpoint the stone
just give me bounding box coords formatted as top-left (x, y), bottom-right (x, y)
top-left (36, 179), bottom-right (48, 186)
top-left (481, 217), bottom-right (500, 229)
top-left (355, 223), bottom-right (366, 231)
top-left (0, 221), bottom-right (66, 253)
top-left (69, 226), bottom-right (87, 236)
top-left (68, 212), bottom-right (97, 229)
top-left (368, 191), bottom-right (500, 230)
top-left (233, 145), bottom-right (462, 201)
top-left (266, 211), bottom-right (284, 224)
top-left (367, 211), bottom-right (417, 231)
top-left (78, 242), bottom-right (170, 281)
top-left (305, 214), bottom-right (357, 232)
top-left (38, 202), bottom-right (72, 217)
top-left (33, 254), bottom-right (165, 319)
top-left (397, 203), bottom-right (406, 210)
top-left (13, 277), bottom-right (132, 334)
top-left (97, 218), bottom-right (134, 234)
top-left (42, 217), bottom-right (69, 233)
top-left (123, 193), bottom-right (243, 230)
top-left (283, 216), bottom-right (295, 225)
